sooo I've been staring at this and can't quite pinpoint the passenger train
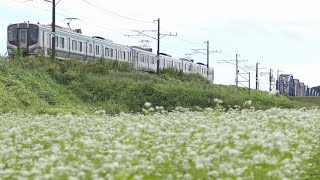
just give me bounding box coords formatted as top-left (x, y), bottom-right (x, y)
top-left (276, 74), bottom-right (319, 96)
top-left (7, 22), bottom-right (214, 82)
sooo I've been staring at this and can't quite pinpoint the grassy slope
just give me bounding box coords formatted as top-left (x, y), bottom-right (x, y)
top-left (0, 56), bottom-right (316, 114)
top-left (292, 96), bottom-right (320, 106)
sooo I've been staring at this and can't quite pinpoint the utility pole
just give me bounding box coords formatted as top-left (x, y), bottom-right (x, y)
top-left (256, 62), bottom-right (259, 90)
top-left (236, 54), bottom-right (239, 86)
top-left (51, 0), bottom-right (55, 62)
top-left (218, 54), bottom-right (247, 87)
top-left (157, 18), bottom-right (160, 73)
top-left (191, 40), bottom-right (221, 79)
top-left (125, 18), bottom-right (177, 74)
top-left (206, 41), bottom-right (209, 77)
top-left (259, 69), bottom-right (275, 92)
top-left (276, 69), bottom-right (283, 90)
top-left (243, 62), bottom-right (265, 90)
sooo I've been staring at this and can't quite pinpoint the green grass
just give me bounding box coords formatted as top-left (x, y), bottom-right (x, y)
top-left (0, 56), bottom-right (316, 114)
top-left (292, 96), bottom-right (320, 106)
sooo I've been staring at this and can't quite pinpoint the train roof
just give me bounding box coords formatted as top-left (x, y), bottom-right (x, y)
top-left (279, 74), bottom-right (294, 78)
top-left (196, 62), bottom-right (206, 66)
top-left (93, 36), bottom-right (113, 43)
top-left (130, 46), bottom-right (153, 52)
top-left (159, 53), bottom-right (171, 57)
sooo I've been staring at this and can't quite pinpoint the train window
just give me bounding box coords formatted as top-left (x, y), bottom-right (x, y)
top-left (72, 40), bottom-right (77, 51)
top-left (89, 44), bottom-right (93, 54)
top-left (55, 36), bottom-right (59, 48)
top-left (96, 45), bottom-right (99, 55)
top-left (60, 37), bottom-right (65, 49)
top-left (8, 25), bottom-right (18, 46)
top-left (79, 41), bottom-right (82, 52)
top-left (101, 47), bottom-right (104, 56)
top-left (20, 29), bottom-right (27, 44)
top-left (106, 48), bottom-right (109, 57)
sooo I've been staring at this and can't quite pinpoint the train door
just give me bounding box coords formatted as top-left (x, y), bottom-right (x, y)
top-left (85, 42), bottom-right (88, 61)
top-left (67, 38), bottom-right (71, 58)
top-left (18, 28), bottom-right (28, 53)
top-left (43, 32), bottom-right (48, 56)
top-left (102, 46), bottom-right (104, 58)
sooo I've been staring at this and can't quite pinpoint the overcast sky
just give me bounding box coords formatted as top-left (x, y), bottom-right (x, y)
top-left (1, 0), bottom-right (320, 90)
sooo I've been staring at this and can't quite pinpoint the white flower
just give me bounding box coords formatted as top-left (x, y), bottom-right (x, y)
top-left (144, 102), bottom-right (152, 108)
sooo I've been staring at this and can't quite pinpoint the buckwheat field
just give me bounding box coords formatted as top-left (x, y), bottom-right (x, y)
top-left (0, 106), bottom-right (319, 179)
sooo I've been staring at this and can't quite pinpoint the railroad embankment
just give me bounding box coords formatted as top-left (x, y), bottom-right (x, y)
top-left (0, 56), bottom-right (316, 114)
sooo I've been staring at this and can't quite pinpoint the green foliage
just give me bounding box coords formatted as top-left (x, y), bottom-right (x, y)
top-left (160, 68), bottom-right (211, 84)
top-left (0, 56), bottom-right (316, 114)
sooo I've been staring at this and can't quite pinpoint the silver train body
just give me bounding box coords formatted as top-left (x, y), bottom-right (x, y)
top-left (7, 22), bottom-right (214, 82)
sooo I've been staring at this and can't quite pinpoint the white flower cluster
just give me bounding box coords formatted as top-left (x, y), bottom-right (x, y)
top-left (0, 108), bottom-right (319, 179)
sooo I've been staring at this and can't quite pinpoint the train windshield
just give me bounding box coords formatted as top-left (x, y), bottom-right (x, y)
top-left (8, 24), bottom-right (18, 46)
top-left (28, 24), bottom-right (39, 45)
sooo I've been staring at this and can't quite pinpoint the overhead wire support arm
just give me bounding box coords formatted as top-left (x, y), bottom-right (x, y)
top-left (191, 40), bottom-right (222, 80)
top-left (242, 62), bottom-right (266, 90)
top-left (125, 30), bottom-right (158, 40)
top-left (218, 54), bottom-right (248, 87)
top-left (127, 18), bottom-right (178, 74)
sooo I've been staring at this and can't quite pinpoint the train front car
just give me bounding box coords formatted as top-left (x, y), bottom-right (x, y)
top-left (7, 22), bottom-right (41, 56)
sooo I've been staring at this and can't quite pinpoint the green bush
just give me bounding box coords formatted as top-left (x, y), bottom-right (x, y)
top-left (0, 56), bottom-right (315, 114)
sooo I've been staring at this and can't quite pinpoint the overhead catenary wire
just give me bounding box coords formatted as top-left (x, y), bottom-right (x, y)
top-left (9, 0), bottom-right (210, 65)
top-left (80, 0), bottom-right (154, 24)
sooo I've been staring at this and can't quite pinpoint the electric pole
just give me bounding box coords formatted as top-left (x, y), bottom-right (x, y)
top-left (243, 62), bottom-right (266, 90)
top-left (157, 18), bottom-right (160, 73)
top-left (236, 54), bottom-right (239, 86)
top-left (125, 18), bottom-right (177, 74)
top-left (276, 69), bottom-right (283, 90)
top-left (259, 69), bottom-right (275, 92)
top-left (206, 41), bottom-right (209, 77)
top-left (191, 40), bottom-right (221, 79)
top-left (270, 69), bottom-right (273, 92)
top-left (256, 62), bottom-right (259, 90)
top-left (51, 0), bottom-right (55, 62)
top-left (218, 54), bottom-right (247, 87)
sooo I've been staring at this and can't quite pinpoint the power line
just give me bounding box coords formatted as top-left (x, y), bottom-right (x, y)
top-left (10, 0), bottom-right (210, 66)
top-left (11, 0), bottom-right (68, 16)
top-left (126, 18), bottom-right (177, 73)
top-left (80, 0), bottom-right (153, 24)
top-left (191, 41), bottom-right (221, 79)
top-left (160, 26), bottom-right (203, 45)
top-left (218, 54), bottom-right (248, 87)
